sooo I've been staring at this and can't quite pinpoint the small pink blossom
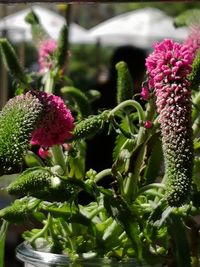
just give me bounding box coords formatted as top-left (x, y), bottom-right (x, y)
top-left (63, 143), bottom-right (72, 152)
top-left (144, 121), bottom-right (153, 129)
top-left (38, 147), bottom-right (51, 159)
top-left (31, 91), bottom-right (74, 147)
top-left (141, 86), bottom-right (149, 101)
top-left (38, 39), bottom-right (57, 74)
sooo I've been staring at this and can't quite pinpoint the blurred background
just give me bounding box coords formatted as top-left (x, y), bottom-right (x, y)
top-left (0, 2), bottom-right (200, 266)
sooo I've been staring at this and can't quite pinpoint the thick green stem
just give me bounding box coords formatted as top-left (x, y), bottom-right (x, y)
top-left (109, 100), bottom-right (145, 123)
top-left (192, 92), bottom-right (200, 121)
top-left (124, 143), bottom-right (146, 202)
top-left (136, 183), bottom-right (166, 197)
top-left (94, 168), bottom-right (112, 183)
top-left (44, 72), bottom-right (55, 94)
top-left (193, 117), bottom-right (200, 137)
top-left (50, 145), bottom-right (68, 175)
top-left (29, 214), bottom-right (51, 244)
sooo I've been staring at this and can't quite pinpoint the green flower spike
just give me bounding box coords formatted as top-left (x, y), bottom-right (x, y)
top-left (0, 92), bottom-right (43, 175)
top-left (55, 25), bottom-right (69, 69)
top-left (0, 197), bottom-right (40, 223)
top-left (7, 167), bottom-right (78, 202)
top-left (73, 110), bottom-right (109, 140)
top-left (116, 61), bottom-right (133, 104)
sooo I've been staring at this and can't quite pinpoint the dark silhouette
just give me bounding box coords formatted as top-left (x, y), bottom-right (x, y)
top-left (86, 45), bottom-right (147, 173)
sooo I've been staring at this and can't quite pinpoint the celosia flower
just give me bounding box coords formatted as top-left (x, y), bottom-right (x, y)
top-left (31, 91), bottom-right (74, 147)
top-left (184, 24), bottom-right (200, 60)
top-left (38, 39), bottom-right (57, 74)
top-left (146, 39), bottom-right (193, 206)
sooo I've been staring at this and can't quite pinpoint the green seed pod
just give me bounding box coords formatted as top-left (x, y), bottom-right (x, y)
top-left (7, 167), bottom-right (78, 202)
top-left (116, 61), bottom-right (133, 104)
top-left (0, 197), bottom-right (39, 223)
top-left (0, 93), bottom-right (43, 175)
top-left (189, 49), bottom-right (200, 90)
top-left (0, 39), bottom-right (28, 85)
top-left (73, 110), bottom-right (109, 139)
top-left (55, 25), bottom-right (69, 69)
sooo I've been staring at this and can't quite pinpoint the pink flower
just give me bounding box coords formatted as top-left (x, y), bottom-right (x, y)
top-left (38, 147), bottom-right (51, 159)
top-left (31, 91), bottom-right (74, 147)
top-left (146, 39), bottom-right (193, 114)
top-left (141, 86), bottom-right (149, 101)
top-left (38, 39), bottom-right (57, 74)
top-left (144, 121), bottom-right (152, 129)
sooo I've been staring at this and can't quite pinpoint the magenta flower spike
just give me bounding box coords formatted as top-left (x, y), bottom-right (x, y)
top-left (31, 91), bottom-right (74, 147)
top-left (146, 39), bottom-right (193, 206)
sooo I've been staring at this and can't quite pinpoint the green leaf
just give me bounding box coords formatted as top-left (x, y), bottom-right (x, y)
top-left (44, 204), bottom-right (96, 235)
top-left (103, 194), bottom-right (142, 262)
top-left (0, 220), bottom-right (8, 267)
top-left (144, 134), bottom-right (163, 184)
top-left (189, 49), bottom-right (200, 91)
top-left (0, 39), bottom-right (28, 86)
top-left (169, 214), bottom-right (191, 267)
top-left (174, 9), bottom-right (200, 27)
top-left (24, 151), bottom-right (45, 168)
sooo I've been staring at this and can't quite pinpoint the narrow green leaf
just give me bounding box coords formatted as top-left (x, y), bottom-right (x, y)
top-left (0, 39), bottom-right (28, 86)
top-left (103, 194), bottom-right (142, 262)
top-left (169, 214), bottom-right (191, 267)
top-left (0, 220), bottom-right (8, 267)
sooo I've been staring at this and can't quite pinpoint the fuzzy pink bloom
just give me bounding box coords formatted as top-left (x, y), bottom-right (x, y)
top-left (31, 91), bottom-right (74, 147)
top-left (184, 24), bottom-right (200, 59)
top-left (141, 86), bottom-right (149, 101)
top-left (144, 121), bottom-right (152, 129)
top-left (146, 39), bottom-right (193, 115)
top-left (38, 39), bottom-right (57, 74)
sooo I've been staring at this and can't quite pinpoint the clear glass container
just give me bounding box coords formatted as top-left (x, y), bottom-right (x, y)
top-left (16, 242), bottom-right (162, 267)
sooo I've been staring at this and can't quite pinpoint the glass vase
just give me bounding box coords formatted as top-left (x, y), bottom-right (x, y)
top-left (16, 242), bottom-right (162, 267)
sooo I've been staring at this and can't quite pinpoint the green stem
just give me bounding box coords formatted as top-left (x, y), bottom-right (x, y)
top-left (193, 116), bottom-right (200, 137)
top-left (192, 92), bottom-right (200, 121)
top-left (50, 145), bottom-right (68, 175)
top-left (136, 183), bottom-right (166, 197)
top-left (88, 206), bottom-right (104, 219)
top-left (109, 100), bottom-right (145, 123)
top-left (44, 72), bottom-right (55, 94)
top-left (94, 168), bottom-right (112, 183)
top-left (124, 143), bottom-right (147, 202)
top-left (30, 214), bottom-right (51, 244)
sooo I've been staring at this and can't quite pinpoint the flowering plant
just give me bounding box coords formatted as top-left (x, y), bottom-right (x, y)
top-left (1, 10), bottom-right (200, 267)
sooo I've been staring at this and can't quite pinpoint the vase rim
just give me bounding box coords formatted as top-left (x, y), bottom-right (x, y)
top-left (16, 242), bottom-right (138, 266)
top-left (16, 242), bottom-right (71, 265)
